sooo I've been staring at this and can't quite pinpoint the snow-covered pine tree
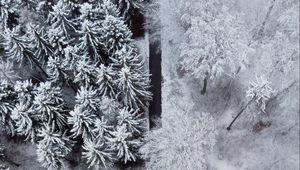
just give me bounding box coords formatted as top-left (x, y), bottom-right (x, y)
top-left (73, 59), bottom-right (99, 86)
top-left (75, 85), bottom-right (101, 112)
top-left (28, 27), bottom-right (54, 66)
top-left (0, 0), bottom-right (22, 30)
top-left (36, 125), bottom-right (74, 170)
top-left (14, 79), bottom-right (35, 105)
top-left (100, 14), bottom-right (133, 54)
top-left (1, 27), bottom-right (48, 78)
top-left (0, 80), bottom-right (16, 135)
top-left (82, 138), bottom-right (113, 168)
top-left (114, 48), bottom-right (151, 109)
top-left (95, 64), bottom-right (117, 98)
top-left (246, 76), bottom-right (273, 113)
top-left (101, 0), bottom-right (120, 17)
top-left (11, 80), bottom-right (38, 142)
top-left (0, 0), bottom-right (151, 168)
top-left (61, 45), bottom-right (80, 72)
top-left (92, 116), bottom-right (113, 139)
top-left (117, 107), bottom-right (144, 135)
top-left (99, 96), bottom-right (120, 117)
top-left (107, 124), bottom-right (141, 163)
top-left (46, 56), bottom-right (75, 89)
top-left (47, 0), bottom-right (77, 56)
top-left (68, 105), bottom-right (96, 140)
top-left (33, 81), bottom-right (67, 131)
top-left (0, 60), bottom-right (18, 84)
top-left (79, 2), bottom-right (105, 22)
top-left (77, 20), bottom-right (104, 62)
top-left (48, 0), bottom-right (77, 40)
top-left (11, 101), bottom-right (37, 142)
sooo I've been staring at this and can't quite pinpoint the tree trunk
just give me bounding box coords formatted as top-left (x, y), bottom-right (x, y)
top-left (201, 76), bottom-right (208, 95)
top-left (254, 0), bottom-right (276, 40)
top-left (227, 98), bottom-right (254, 130)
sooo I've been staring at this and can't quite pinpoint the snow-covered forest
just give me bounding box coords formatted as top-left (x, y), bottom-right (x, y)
top-left (0, 0), bottom-right (299, 170)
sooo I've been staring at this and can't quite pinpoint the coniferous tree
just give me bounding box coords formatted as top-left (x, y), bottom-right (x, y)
top-left (36, 125), bottom-right (74, 169)
top-left (100, 14), bottom-right (133, 54)
top-left (48, 0), bottom-right (77, 41)
top-left (28, 27), bottom-right (55, 66)
top-left (0, 60), bottom-right (18, 83)
top-left (0, 80), bottom-right (16, 134)
top-left (107, 124), bottom-right (141, 163)
top-left (74, 59), bottom-right (98, 86)
top-left (117, 107), bottom-right (144, 134)
top-left (77, 20), bottom-right (104, 62)
top-left (0, 0), bottom-right (22, 30)
top-left (11, 80), bottom-right (38, 142)
top-left (1, 27), bottom-right (48, 78)
top-left (33, 82), bottom-right (67, 131)
top-left (246, 76), bottom-right (274, 113)
top-left (68, 105), bottom-right (96, 140)
top-left (11, 101), bottom-right (37, 142)
top-left (95, 64), bottom-right (117, 98)
top-left (114, 48), bottom-right (151, 109)
top-left (82, 138), bottom-right (113, 168)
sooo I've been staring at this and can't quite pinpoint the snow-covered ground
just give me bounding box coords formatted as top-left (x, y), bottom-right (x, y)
top-left (160, 0), bottom-right (299, 169)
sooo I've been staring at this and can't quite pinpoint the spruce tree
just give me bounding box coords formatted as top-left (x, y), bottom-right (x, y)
top-left (0, 80), bottom-right (16, 134)
top-left (32, 82), bottom-right (67, 131)
top-left (36, 125), bottom-right (74, 169)
top-left (114, 48), bottom-right (151, 109)
top-left (1, 27), bottom-right (48, 78)
top-left (77, 20), bottom-right (103, 62)
top-left (100, 14), bottom-right (133, 54)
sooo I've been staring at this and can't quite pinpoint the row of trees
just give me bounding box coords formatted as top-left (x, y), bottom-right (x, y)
top-left (0, 0), bottom-right (151, 169)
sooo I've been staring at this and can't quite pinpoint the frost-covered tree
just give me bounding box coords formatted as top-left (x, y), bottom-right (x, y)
top-left (46, 56), bottom-right (74, 88)
top-left (61, 45), bottom-right (80, 72)
top-left (0, 0), bottom-right (150, 168)
top-left (74, 59), bottom-right (98, 86)
top-left (117, 107), bottom-right (144, 134)
top-left (1, 27), bottom-right (48, 77)
top-left (0, 60), bottom-right (18, 83)
top-left (0, 0), bottom-right (21, 30)
top-left (11, 80), bottom-right (39, 142)
top-left (47, 0), bottom-right (77, 41)
top-left (179, 1), bottom-right (249, 94)
top-left (36, 125), bottom-right (74, 170)
top-left (92, 116), bottom-right (113, 139)
top-left (0, 80), bottom-right (16, 134)
top-left (107, 124), bottom-right (141, 163)
top-left (75, 85), bottom-right (101, 112)
top-left (68, 105), bottom-right (97, 140)
top-left (100, 14), bottom-right (133, 54)
top-left (101, 0), bottom-right (120, 17)
top-left (82, 139), bottom-right (113, 168)
top-left (14, 79), bottom-right (35, 106)
top-left (246, 76), bottom-right (273, 113)
top-left (77, 20), bottom-right (104, 62)
top-left (11, 101), bottom-right (37, 142)
top-left (28, 27), bottom-right (54, 66)
top-left (33, 82), bottom-right (67, 131)
top-left (95, 64), bottom-right (117, 98)
top-left (141, 110), bottom-right (217, 170)
top-left (113, 48), bottom-right (151, 108)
